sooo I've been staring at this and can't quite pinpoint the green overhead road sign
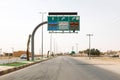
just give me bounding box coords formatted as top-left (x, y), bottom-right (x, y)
top-left (48, 16), bottom-right (58, 30)
top-left (58, 16), bottom-right (69, 30)
top-left (48, 16), bottom-right (80, 31)
top-left (69, 16), bottom-right (80, 30)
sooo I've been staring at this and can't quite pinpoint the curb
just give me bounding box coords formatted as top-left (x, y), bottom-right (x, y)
top-left (0, 58), bottom-right (50, 76)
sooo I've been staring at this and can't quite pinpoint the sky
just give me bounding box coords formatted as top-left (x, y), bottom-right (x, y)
top-left (0, 0), bottom-right (120, 54)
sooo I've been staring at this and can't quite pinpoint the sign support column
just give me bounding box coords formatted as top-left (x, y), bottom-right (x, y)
top-left (31, 21), bottom-right (48, 61)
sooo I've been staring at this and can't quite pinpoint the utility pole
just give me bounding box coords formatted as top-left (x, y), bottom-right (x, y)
top-left (11, 48), bottom-right (14, 57)
top-left (50, 33), bottom-right (52, 57)
top-left (40, 12), bottom-right (46, 59)
top-left (54, 38), bottom-right (55, 54)
top-left (86, 34), bottom-right (93, 59)
top-left (76, 43), bottom-right (78, 53)
top-left (72, 46), bottom-right (74, 51)
top-left (0, 48), bottom-right (2, 58)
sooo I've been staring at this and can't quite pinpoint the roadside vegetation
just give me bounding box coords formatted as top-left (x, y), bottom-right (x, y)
top-left (0, 62), bottom-right (27, 66)
top-left (84, 48), bottom-right (101, 56)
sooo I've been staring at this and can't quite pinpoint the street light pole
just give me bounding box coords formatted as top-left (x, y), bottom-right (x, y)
top-left (54, 38), bottom-right (55, 54)
top-left (87, 34), bottom-right (93, 59)
top-left (50, 33), bottom-right (52, 57)
top-left (40, 12), bottom-right (46, 59)
top-left (0, 48), bottom-right (2, 57)
top-left (11, 48), bottom-right (14, 57)
top-left (76, 43), bottom-right (78, 53)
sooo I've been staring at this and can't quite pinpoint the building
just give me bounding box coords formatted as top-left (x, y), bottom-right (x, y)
top-left (13, 51), bottom-right (31, 57)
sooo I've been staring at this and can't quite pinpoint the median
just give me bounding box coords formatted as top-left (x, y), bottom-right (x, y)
top-left (0, 57), bottom-right (52, 76)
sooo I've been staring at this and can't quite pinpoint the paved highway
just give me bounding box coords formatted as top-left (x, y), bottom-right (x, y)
top-left (0, 56), bottom-right (120, 80)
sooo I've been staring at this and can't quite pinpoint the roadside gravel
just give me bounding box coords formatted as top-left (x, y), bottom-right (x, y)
top-left (74, 57), bottom-right (120, 75)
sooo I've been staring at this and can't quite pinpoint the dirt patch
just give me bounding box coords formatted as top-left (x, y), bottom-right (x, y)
top-left (92, 57), bottom-right (120, 63)
top-left (73, 57), bottom-right (120, 75)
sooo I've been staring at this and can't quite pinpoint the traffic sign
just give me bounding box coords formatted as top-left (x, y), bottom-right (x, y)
top-left (69, 16), bottom-right (80, 30)
top-left (48, 16), bottom-right (80, 31)
top-left (58, 16), bottom-right (69, 30)
top-left (48, 16), bottom-right (58, 30)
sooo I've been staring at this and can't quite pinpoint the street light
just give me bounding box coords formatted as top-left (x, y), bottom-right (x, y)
top-left (0, 48), bottom-right (2, 58)
top-left (40, 12), bottom-right (46, 59)
top-left (76, 43), bottom-right (78, 53)
top-left (54, 38), bottom-right (56, 54)
top-left (86, 34), bottom-right (93, 59)
top-left (11, 48), bottom-right (14, 57)
top-left (50, 33), bottom-right (52, 57)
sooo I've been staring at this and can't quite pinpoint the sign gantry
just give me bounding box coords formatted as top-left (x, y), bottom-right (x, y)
top-left (31, 12), bottom-right (80, 61)
top-left (48, 12), bottom-right (80, 33)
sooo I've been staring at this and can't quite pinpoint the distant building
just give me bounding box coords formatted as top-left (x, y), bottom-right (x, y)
top-left (13, 51), bottom-right (31, 57)
top-left (116, 51), bottom-right (120, 58)
top-left (3, 52), bottom-right (13, 56)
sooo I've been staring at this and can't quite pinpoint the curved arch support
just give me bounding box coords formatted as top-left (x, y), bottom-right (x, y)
top-left (31, 21), bottom-right (48, 61)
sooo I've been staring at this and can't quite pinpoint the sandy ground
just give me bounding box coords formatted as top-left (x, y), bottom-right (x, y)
top-left (73, 57), bottom-right (120, 75)
top-left (0, 66), bottom-right (14, 71)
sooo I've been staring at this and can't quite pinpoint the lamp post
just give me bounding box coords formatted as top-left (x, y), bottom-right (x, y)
top-left (0, 48), bottom-right (2, 58)
top-left (11, 48), bottom-right (14, 57)
top-left (54, 38), bottom-right (56, 54)
top-left (40, 12), bottom-right (46, 59)
top-left (50, 33), bottom-right (52, 57)
top-left (86, 34), bottom-right (93, 59)
top-left (76, 43), bottom-right (78, 53)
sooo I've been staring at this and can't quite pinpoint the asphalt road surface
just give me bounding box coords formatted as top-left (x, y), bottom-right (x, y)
top-left (0, 56), bottom-right (120, 80)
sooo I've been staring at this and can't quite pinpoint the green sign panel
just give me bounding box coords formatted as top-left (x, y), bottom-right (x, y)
top-left (58, 16), bottom-right (69, 30)
top-left (59, 16), bottom-right (68, 21)
top-left (48, 16), bottom-right (58, 30)
top-left (69, 16), bottom-right (79, 30)
top-left (48, 16), bottom-right (80, 31)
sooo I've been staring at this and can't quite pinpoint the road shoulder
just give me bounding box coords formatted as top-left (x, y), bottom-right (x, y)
top-left (73, 57), bottom-right (120, 75)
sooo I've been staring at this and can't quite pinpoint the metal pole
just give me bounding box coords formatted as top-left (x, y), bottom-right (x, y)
top-left (87, 34), bottom-right (93, 59)
top-left (31, 21), bottom-right (48, 61)
top-left (54, 38), bottom-right (55, 54)
top-left (0, 48), bottom-right (2, 58)
top-left (11, 48), bottom-right (14, 57)
top-left (89, 35), bottom-right (91, 59)
top-left (26, 34), bottom-right (31, 61)
top-left (72, 46), bottom-right (74, 51)
top-left (50, 33), bottom-right (52, 57)
top-left (76, 43), bottom-right (78, 53)
top-left (40, 12), bottom-right (46, 59)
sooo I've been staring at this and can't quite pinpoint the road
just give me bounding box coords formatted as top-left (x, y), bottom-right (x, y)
top-left (0, 56), bottom-right (120, 80)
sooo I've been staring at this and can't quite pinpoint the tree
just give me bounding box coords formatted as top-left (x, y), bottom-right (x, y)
top-left (85, 48), bottom-right (101, 56)
top-left (70, 51), bottom-right (75, 55)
